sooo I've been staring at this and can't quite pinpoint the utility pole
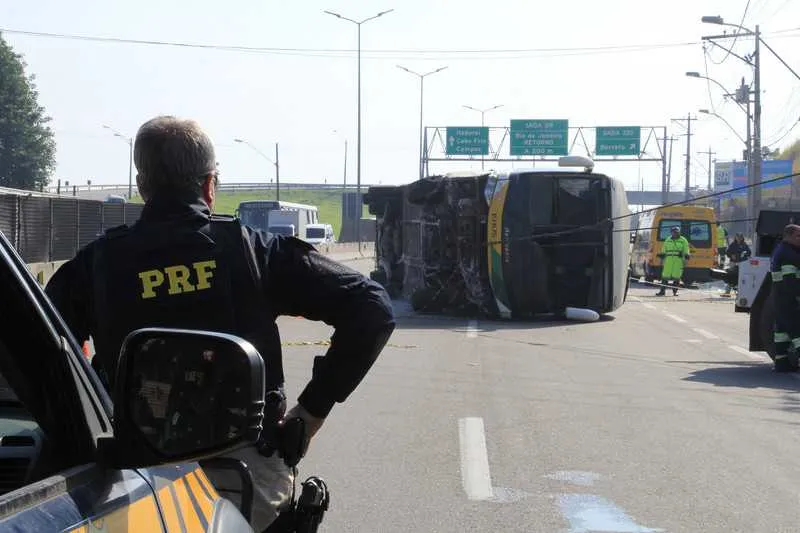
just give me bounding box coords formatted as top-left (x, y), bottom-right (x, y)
top-left (667, 136), bottom-right (676, 192)
top-left (752, 25), bottom-right (762, 228)
top-left (671, 115), bottom-right (696, 202)
top-left (275, 142), bottom-right (280, 201)
top-left (661, 130), bottom-right (668, 205)
top-left (700, 16), bottom-right (763, 238)
top-left (699, 147), bottom-right (716, 190)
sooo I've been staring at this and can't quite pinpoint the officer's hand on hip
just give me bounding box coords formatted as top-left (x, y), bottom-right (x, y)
top-left (281, 403), bottom-right (325, 443)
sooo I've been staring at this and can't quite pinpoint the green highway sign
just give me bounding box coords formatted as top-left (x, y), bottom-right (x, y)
top-left (595, 126), bottom-right (641, 156)
top-left (509, 119), bottom-right (569, 156)
top-left (446, 127), bottom-right (489, 155)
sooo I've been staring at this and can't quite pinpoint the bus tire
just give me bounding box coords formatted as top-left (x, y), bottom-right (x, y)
top-left (758, 288), bottom-right (777, 361)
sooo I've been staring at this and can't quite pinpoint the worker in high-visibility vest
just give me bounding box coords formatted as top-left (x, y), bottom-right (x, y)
top-left (657, 226), bottom-right (691, 296)
top-left (716, 222), bottom-right (729, 267)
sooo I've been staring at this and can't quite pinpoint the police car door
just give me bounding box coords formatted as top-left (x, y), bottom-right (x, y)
top-left (0, 231), bottom-right (168, 532)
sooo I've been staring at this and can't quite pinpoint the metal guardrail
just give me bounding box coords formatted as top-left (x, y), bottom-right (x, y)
top-left (45, 182), bottom-right (383, 195)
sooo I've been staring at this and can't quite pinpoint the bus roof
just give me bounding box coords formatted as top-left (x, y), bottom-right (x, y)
top-left (651, 205), bottom-right (715, 219)
top-left (238, 200), bottom-right (318, 211)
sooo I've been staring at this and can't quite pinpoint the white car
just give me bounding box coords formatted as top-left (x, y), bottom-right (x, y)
top-left (305, 223), bottom-right (335, 245)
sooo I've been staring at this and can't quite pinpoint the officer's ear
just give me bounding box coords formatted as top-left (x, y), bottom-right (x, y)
top-left (202, 174), bottom-right (216, 210)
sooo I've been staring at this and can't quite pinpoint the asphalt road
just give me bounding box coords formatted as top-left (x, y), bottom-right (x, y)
top-left (275, 267), bottom-right (800, 533)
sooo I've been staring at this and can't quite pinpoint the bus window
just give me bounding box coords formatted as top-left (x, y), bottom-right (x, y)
top-left (556, 178), bottom-right (598, 225)
top-left (658, 219), bottom-right (682, 240)
top-left (687, 221), bottom-right (711, 247)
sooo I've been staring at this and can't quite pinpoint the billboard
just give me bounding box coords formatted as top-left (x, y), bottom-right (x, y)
top-left (714, 161), bottom-right (733, 192)
top-left (714, 160), bottom-right (793, 196)
top-left (716, 159), bottom-right (796, 235)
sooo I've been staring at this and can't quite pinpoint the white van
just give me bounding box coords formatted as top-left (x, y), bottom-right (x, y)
top-left (305, 223), bottom-right (335, 245)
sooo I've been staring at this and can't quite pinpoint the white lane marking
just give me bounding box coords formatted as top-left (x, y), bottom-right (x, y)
top-left (458, 417), bottom-right (493, 501)
top-left (729, 345), bottom-right (765, 360)
top-left (629, 296), bottom-right (642, 302)
top-left (466, 320), bottom-right (478, 338)
top-left (692, 328), bottom-right (719, 340)
top-left (663, 312), bottom-right (686, 323)
top-left (642, 303), bottom-right (656, 310)
top-left (686, 339), bottom-right (702, 344)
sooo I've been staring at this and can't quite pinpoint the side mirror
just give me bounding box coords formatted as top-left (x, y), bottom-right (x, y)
top-left (103, 328), bottom-right (265, 469)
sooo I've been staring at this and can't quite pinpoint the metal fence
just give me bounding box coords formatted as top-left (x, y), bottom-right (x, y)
top-left (0, 193), bottom-right (144, 263)
top-left (45, 182), bottom-right (382, 195)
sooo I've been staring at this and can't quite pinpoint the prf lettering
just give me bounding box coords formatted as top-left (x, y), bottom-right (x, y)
top-left (138, 260), bottom-right (217, 299)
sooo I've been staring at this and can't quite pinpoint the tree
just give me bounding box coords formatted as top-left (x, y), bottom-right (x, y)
top-left (0, 34), bottom-right (56, 191)
top-left (778, 138), bottom-right (800, 164)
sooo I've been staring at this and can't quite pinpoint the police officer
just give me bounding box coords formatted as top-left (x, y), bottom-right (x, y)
top-left (716, 222), bottom-right (728, 267)
top-left (722, 233), bottom-right (752, 296)
top-left (770, 224), bottom-right (800, 372)
top-left (656, 226), bottom-right (691, 296)
top-left (44, 116), bottom-right (396, 531)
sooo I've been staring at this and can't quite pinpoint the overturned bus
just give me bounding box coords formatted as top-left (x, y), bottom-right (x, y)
top-left (363, 158), bottom-right (632, 319)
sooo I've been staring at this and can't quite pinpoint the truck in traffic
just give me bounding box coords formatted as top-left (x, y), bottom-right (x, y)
top-left (722, 210), bottom-right (800, 360)
top-left (236, 200), bottom-right (319, 239)
top-left (304, 223), bottom-right (335, 245)
top-left (363, 156), bottom-right (632, 319)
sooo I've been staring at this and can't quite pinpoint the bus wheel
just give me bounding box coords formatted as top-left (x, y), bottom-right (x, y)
top-left (758, 289), bottom-right (778, 361)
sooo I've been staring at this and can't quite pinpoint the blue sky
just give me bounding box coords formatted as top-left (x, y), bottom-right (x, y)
top-left (2, 0), bottom-right (799, 192)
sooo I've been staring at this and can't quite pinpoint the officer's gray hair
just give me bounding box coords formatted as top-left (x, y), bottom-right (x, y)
top-left (134, 116), bottom-right (218, 200)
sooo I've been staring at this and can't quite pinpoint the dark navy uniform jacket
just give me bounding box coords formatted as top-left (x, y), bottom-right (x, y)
top-left (45, 193), bottom-right (395, 418)
top-left (771, 240), bottom-right (800, 273)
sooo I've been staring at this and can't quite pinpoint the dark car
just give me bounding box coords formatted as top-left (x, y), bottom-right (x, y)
top-left (0, 229), bottom-right (264, 532)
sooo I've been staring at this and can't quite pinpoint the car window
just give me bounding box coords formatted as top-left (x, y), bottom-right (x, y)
top-left (687, 221), bottom-right (711, 247)
top-left (306, 227), bottom-right (325, 239)
top-left (658, 219), bottom-right (682, 240)
top-left (0, 342), bottom-right (47, 496)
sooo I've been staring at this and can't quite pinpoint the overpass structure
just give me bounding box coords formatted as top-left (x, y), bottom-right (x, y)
top-left (626, 190), bottom-right (690, 205)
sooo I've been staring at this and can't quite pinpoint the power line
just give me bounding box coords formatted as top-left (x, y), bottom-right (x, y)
top-left (766, 119), bottom-right (800, 148)
top-left (717, 0), bottom-right (752, 64)
top-left (0, 27), bottom-right (695, 54)
top-left (702, 44), bottom-right (724, 113)
top-left (763, 0), bottom-right (794, 23)
top-left (1, 26), bottom-right (797, 61)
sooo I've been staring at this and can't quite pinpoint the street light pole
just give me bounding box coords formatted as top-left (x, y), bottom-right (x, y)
top-left (234, 138), bottom-right (279, 199)
top-left (462, 104), bottom-right (503, 169)
top-left (701, 16), bottom-right (762, 237)
top-left (102, 125), bottom-right (133, 199)
top-left (397, 65), bottom-right (448, 179)
top-left (325, 8), bottom-right (394, 249)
